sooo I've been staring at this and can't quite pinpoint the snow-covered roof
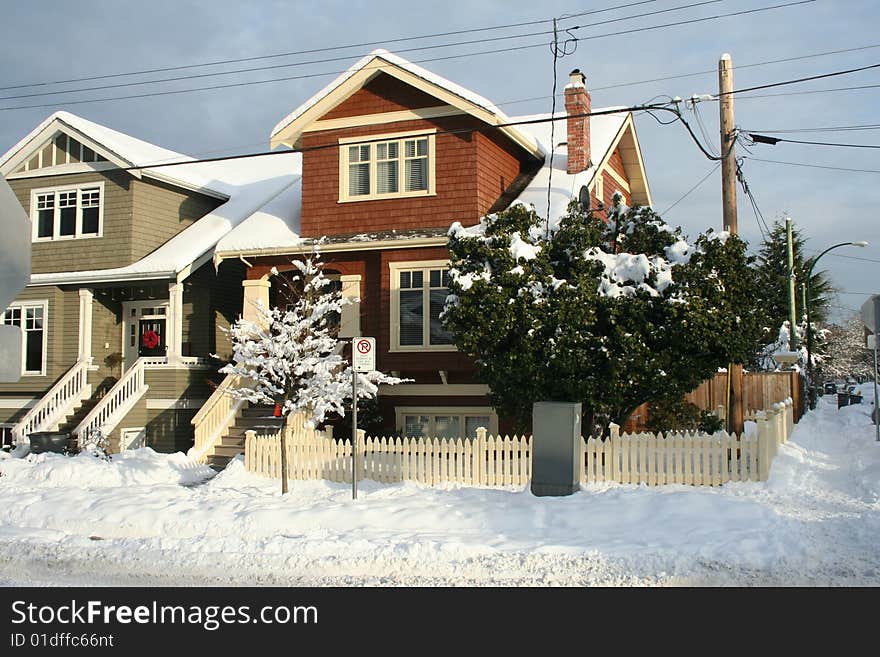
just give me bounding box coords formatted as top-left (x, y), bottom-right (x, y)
top-left (512, 108), bottom-right (630, 224)
top-left (30, 152), bottom-right (301, 285)
top-left (269, 49), bottom-right (541, 158)
top-left (215, 108), bottom-right (632, 258)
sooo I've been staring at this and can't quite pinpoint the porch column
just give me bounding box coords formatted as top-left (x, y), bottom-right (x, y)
top-left (166, 282), bottom-right (184, 364)
top-left (242, 279), bottom-right (271, 328)
top-left (339, 274), bottom-right (361, 338)
top-left (77, 288), bottom-right (93, 364)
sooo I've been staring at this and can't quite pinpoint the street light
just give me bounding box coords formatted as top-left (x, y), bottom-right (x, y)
top-left (805, 240), bottom-right (869, 405)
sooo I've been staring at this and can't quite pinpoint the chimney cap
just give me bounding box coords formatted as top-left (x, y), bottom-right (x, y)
top-left (567, 69), bottom-right (586, 88)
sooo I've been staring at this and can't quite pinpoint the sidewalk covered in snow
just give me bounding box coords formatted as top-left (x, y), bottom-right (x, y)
top-left (1, 385), bottom-right (878, 586)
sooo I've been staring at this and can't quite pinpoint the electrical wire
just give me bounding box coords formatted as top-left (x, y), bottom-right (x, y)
top-left (747, 135), bottom-right (880, 149)
top-left (659, 163), bottom-right (719, 215)
top-left (743, 157), bottom-right (880, 175)
top-left (0, 0), bottom-right (814, 112)
top-left (0, 0), bottom-right (662, 92)
top-left (716, 61), bottom-right (880, 98)
top-left (0, 1), bottom-right (720, 103)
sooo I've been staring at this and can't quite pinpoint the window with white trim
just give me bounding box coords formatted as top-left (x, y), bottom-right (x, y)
top-left (32, 182), bottom-right (103, 241)
top-left (396, 407), bottom-right (497, 439)
top-left (390, 262), bottom-right (454, 351)
top-left (0, 425), bottom-right (14, 449)
top-left (2, 301), bottom-right (48, 376)
top-left (340, 131), bottom-right (434, 201)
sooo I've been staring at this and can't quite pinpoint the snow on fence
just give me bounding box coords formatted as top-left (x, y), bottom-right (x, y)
top-left (244, 399), bottom-right (794, 487)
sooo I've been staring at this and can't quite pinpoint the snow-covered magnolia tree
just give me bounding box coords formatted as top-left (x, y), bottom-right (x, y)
top-left (221, 252), bottom-right (402, 492)
top-left (442, 194), bottom-right (766, 434)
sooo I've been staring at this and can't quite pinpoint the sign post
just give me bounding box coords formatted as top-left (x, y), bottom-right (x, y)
top-left (860, 296), bottom-right (880, 442)
top-left (351, 337), bottom-right (375, 499)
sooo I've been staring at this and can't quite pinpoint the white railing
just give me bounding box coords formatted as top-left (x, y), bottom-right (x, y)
top-left (141, 356), bottom-right (210, 369)
top-left (73, 358), bottom-right (149, 441)
top-left (12, 359), bottom-right (92, 445)
top-left (189, 373), bottom-right (247, 463)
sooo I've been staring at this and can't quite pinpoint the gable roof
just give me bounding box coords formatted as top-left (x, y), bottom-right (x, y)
top-left (0, 111), bottom-right (229, 198)
top-left (269, 49), bottom-right (543, 159)
top-left (214, 107), bottom-right (650, 261)
top-left (28, 151), bottom-right (301, 286)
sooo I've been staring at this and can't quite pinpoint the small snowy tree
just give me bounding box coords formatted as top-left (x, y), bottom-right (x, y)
top-left (221, 252), bottom-right (402, 493)
top-left (443, 195), bottom-right (766, 433)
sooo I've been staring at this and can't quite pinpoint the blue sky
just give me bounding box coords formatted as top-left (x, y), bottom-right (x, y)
top-left (2, 0), bottom-right (878, 322)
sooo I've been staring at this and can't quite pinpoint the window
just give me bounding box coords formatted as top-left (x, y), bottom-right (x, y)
top-left (339, 130), bottom-right (435, 201)
top-left (31, 182), bottom-right (104, 240)
top-left (0, 425), bottom-right (13, 450)
top-left (390, 261), bottom-right (454, 351)
top-left (2, 301), bottom-right (48, 376)
top-left (396, 407), bottom-right (497, 439)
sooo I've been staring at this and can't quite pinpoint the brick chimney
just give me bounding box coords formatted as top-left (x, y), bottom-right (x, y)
top-left (564, 68), bottom-right (591, 175)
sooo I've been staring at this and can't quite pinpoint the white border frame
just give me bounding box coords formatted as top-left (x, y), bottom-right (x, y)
top-left (2, 299), bottom-right (49, 377)
top-left (395, 406), bottom-right (498, 438)
top-left (388, 259), bottom-right (456, 353)
top-left (338, 129), bottom-right (436, 203)
top-left (30, 181), bottom-right (105, 242)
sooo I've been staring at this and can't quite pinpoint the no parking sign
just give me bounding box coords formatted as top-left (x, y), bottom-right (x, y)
top-left (353, 337), bottom-right (375, 372)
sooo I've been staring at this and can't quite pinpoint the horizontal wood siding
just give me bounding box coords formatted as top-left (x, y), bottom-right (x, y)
top-left (10, 170), bottom-right (134, 273)
top-left (0, 286), bottom-right (69, 396)
top-left (319, 73), bottom-right (441, 120)
top-left (131, 177), bottom-right (223, 261)
top-left (89, 294), bottom-right (123, 382)
top-left (211, 260), bottom-right (246, 361)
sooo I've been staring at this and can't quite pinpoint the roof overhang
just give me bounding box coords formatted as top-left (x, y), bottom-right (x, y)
top-left (270, 53), bottom-right (543, 160)
top-left (591, 113), bottom-right (652, 207)
top-left (1, 116), bottom-right (141, 179)
top-left (214, 234), bottom-right (449, 267)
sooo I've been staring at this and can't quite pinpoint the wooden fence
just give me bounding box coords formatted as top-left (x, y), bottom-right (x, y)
top-left (245, 400), bottom-right (794, 488)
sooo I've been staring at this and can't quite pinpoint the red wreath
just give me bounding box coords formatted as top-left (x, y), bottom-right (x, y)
top-left (142, 329), bottom-right (160, 350)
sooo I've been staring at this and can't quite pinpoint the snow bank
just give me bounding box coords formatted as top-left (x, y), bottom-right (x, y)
top-left (0, 447), bottom-right (214, 488)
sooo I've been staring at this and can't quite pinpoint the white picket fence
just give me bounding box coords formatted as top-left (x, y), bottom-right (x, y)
top-left (244, 399), bottom-right (795, 488)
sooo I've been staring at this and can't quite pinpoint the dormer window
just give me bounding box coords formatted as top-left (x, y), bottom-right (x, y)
top-left (339, 129), bottom-right (435, 202)
top-left (31, 182), bottom-right (104, 241)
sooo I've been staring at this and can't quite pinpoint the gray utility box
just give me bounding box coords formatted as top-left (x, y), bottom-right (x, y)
top-left (530, 402), bottom-right (582, 497)
top-left (28, 431), bottom-right (70, 454)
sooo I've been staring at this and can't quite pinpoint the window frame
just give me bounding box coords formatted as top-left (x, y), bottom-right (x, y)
top-left (389, 260), bottom-right (456, 353)
top-left (338, 129), bottom-right (436, 203)
top-left (2, 300), bottom-right (49, 377)
top-left (395, 406), bottom-right (498, 439)
top-left (30, 181), bottom-right (105, 242)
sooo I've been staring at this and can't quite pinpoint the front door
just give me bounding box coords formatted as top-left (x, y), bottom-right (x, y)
top-left (138, 318), bottom-right (166, 358)
top-left (122, 301), bottom-right (169, 370)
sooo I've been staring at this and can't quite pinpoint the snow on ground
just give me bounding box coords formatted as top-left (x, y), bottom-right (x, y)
top-left (1, 387), bottom-right (878, 586)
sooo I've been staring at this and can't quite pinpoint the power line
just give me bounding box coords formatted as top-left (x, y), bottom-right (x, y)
top-left (0, 1), bottom-right (721, 102)
top-left (659, 163), bottom-right (719, 215)
top-left (748, 135), bottom-right (880, 149)
top-left (0, 0), bottom-right (814, 113)
top-left (715, 61), bottom-right (880, 98)
top-left (66, 102), bottom-right (680, 173)
top-left (741, 123), bottom-right (880, 134)
top-left (743, 157), bottom-right (880, 175)
top-left (0, 0), bottom-right (661, 92)
top-left (736, 82), bottom-right (880, 99)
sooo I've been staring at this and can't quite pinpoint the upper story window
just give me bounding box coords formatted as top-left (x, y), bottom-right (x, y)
top-left (339, 130), bottom-right (435, 202)
top-left (31, 182), bottom-right (104, 241)
top-left (389, 261), bottom-right (455, 352)
top-left (2, 301), bottom-right (48, 376)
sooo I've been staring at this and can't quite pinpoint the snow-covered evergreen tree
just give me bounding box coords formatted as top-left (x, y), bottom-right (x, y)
top-left (221, 252), bottom-right (402, 492)
top-left (443, 194), bottom-right (766, 434)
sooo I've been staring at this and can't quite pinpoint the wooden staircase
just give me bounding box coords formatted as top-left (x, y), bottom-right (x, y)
top-left (208, 405), bottom-right (284, 470)
top-left (57, 377), bottom-right (117, 437)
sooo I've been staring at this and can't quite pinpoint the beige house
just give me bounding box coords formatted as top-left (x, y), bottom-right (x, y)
top-left (0, 111), bottom-right (299, 453)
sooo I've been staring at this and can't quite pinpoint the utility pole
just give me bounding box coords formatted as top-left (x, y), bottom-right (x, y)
top-left (786, 217), bottom-right (798, 351)
top-left (719, 52), bottom-right (744, 435)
